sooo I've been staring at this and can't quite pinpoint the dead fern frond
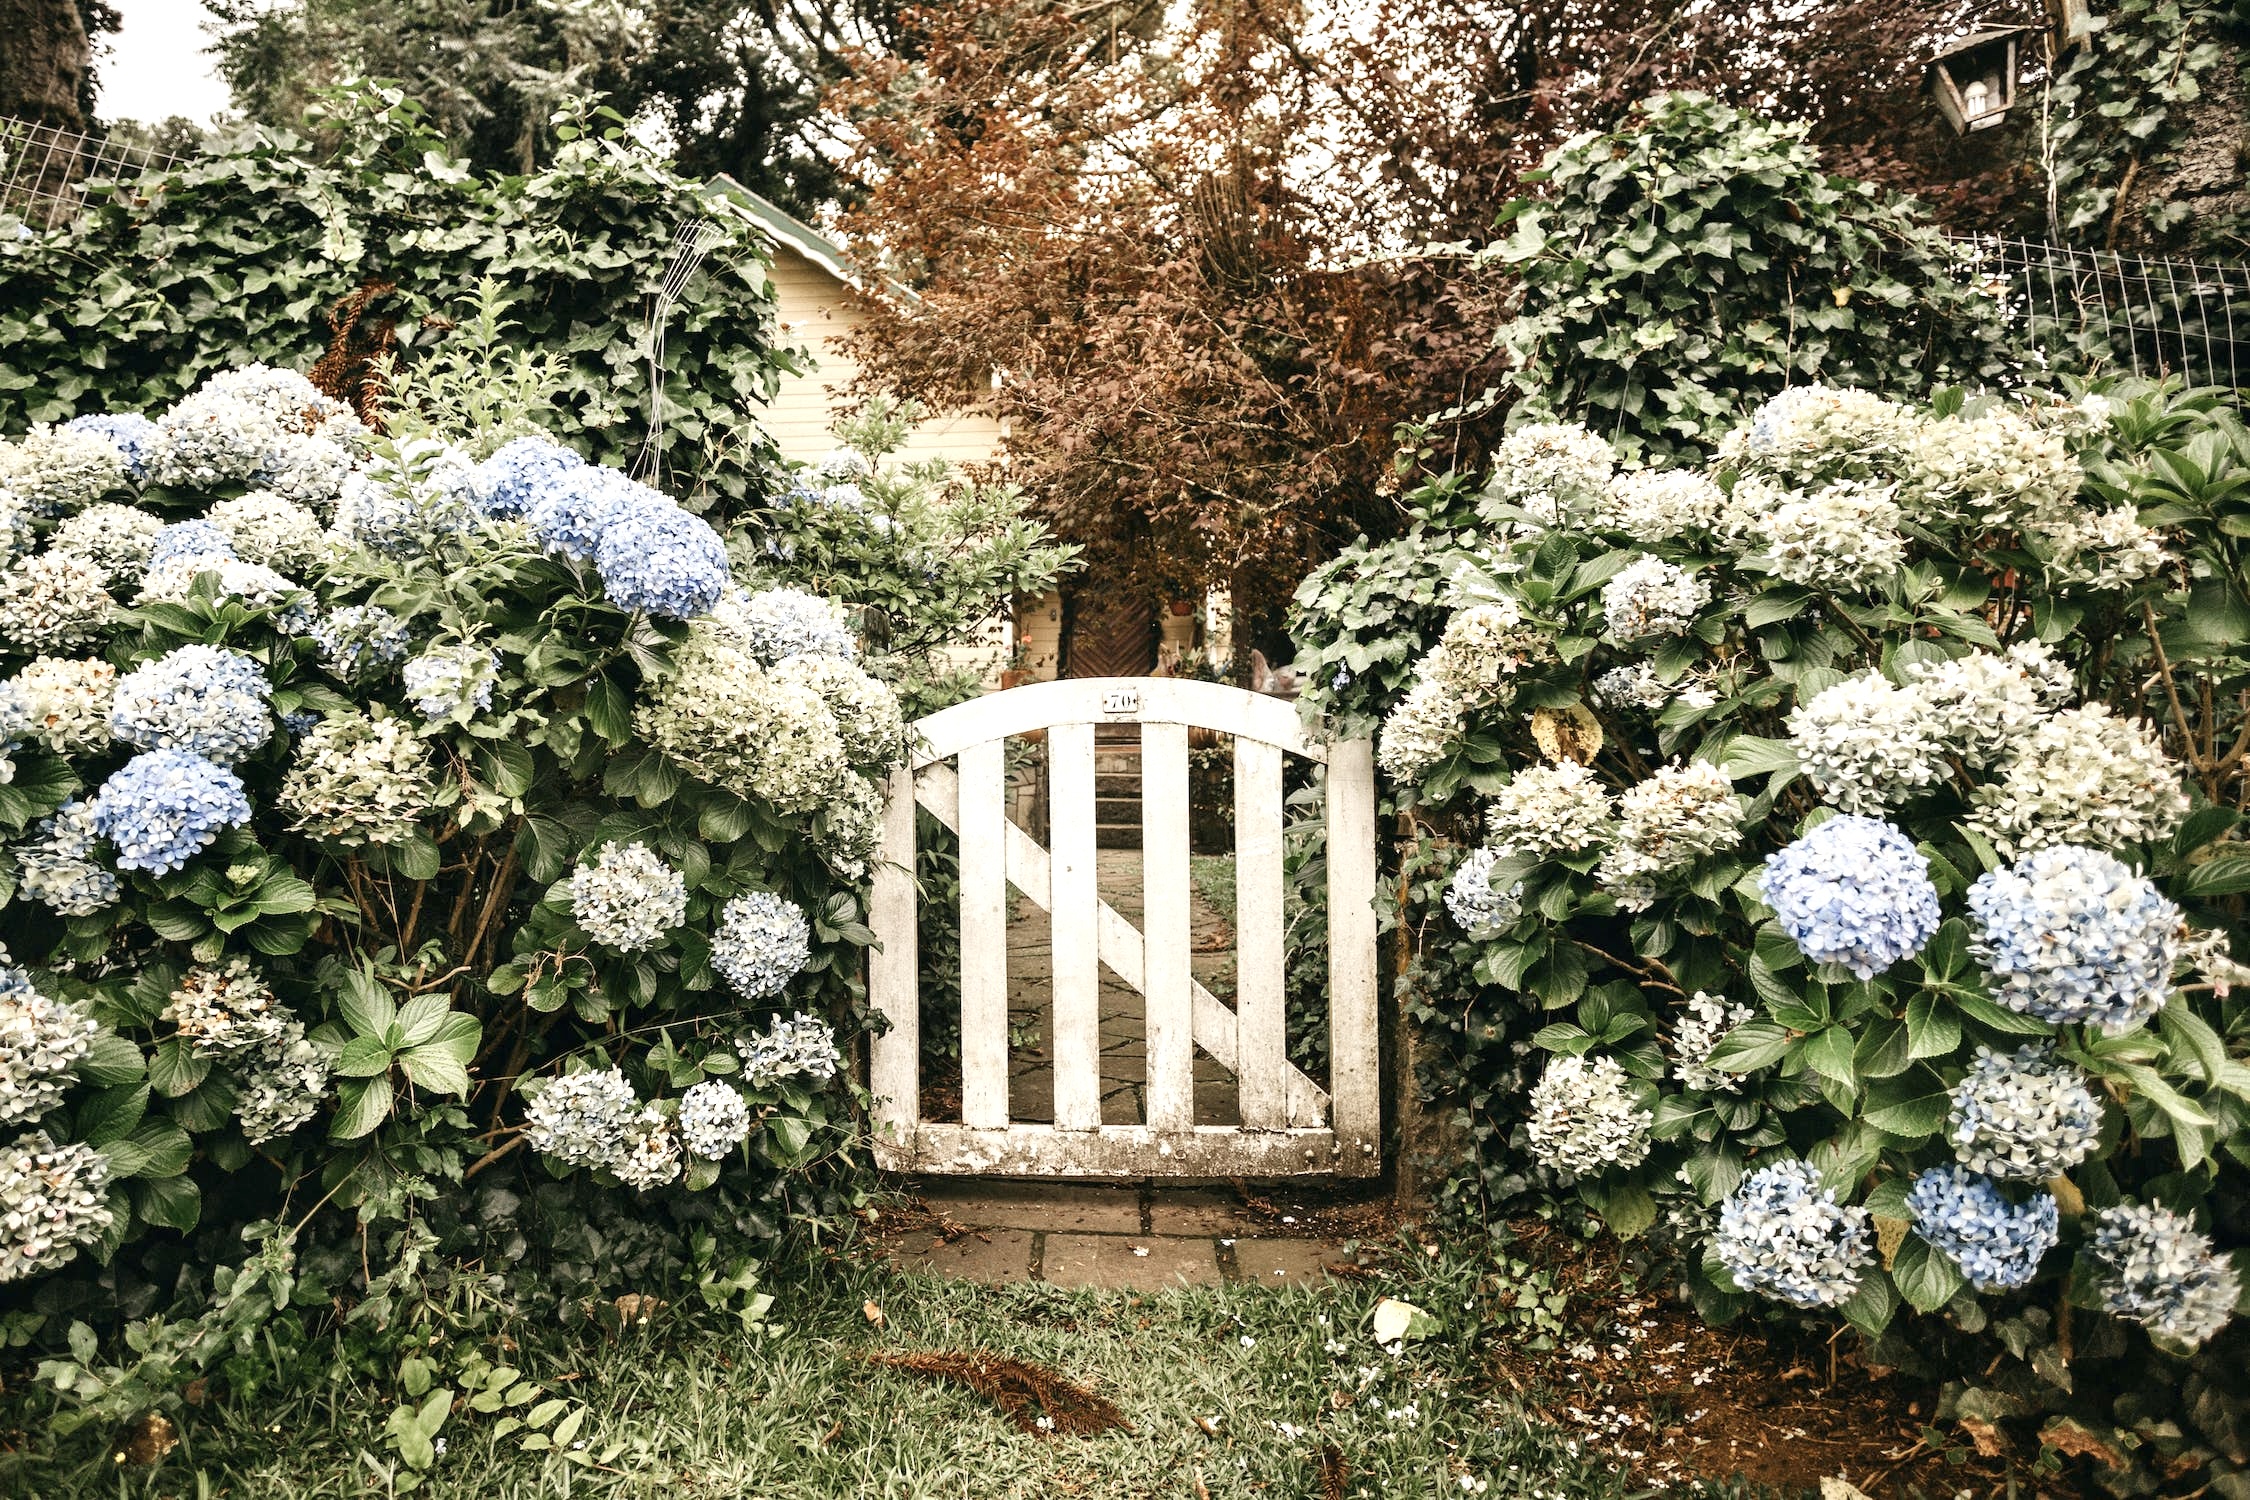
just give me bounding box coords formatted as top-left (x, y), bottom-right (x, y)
top-left (867, 1350), bottom-right (1132, 1437)
top-left (1318, 1442), bottom-right (1349, 1500)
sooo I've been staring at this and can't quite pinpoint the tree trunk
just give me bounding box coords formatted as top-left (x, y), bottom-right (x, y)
top-left (0, 0), bottom-right (91, 132)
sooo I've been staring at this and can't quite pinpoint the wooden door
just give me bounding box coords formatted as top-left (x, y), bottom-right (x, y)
top-left (1064, 593), bottom-right (1156, 679)
top-left (868, 678), bottom-right (1380, 1178)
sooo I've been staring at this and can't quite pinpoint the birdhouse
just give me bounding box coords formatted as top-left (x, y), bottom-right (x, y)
top-left (1926, 29), bottom-right (2029, 135)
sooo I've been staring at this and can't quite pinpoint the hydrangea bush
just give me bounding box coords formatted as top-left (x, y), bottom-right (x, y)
top-left (1289, 377), bottom-right (2250, 1474)
top-left (0, 362), bottom-right (947, 1294)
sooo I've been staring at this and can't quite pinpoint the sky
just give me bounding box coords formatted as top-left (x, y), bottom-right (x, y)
top-left (99, 0), bottom-right (233, 126)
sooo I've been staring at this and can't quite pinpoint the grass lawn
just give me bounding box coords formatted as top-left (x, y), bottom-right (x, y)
top-left (3, 1236), bottom-right (1658, 1500)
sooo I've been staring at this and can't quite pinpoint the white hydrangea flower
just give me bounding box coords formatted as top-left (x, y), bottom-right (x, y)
top-left (2088, 1203), bottom-right (2240, 1349)
top-left (207, 492), bottom-right (329, 574)
top-left (231, 1025), bottom-right (330, 1144)
top-left (1376, 676), bottom-right (1461, 784)
top-left (1525, 1055), bottom-right (1652, 1178)
top-left (1903, 646), bottom-right (2065, 770)
top-left (1948, 1045), bottom-right (2101, 1181)
top-left (711, 892), bottom-right (813, 1000)
top-left (14, 799), bottom-right (119, 915)
top-left (1485, 761), bottom-right (1613, 859)
top-left (1738, 479), bottom-right (1907, 593)
top-left (1594, 469), bottom-right (1726, 542)
top-left (567, 841), bottom-right (689, 952)
top-left (767, 654), bottom-right (907, 772)
top-left (0, 657), bottom-right (115, 755)
top-left (523, 1068), bottom-right (639, 1170)
top-left (277, 712), bottom-right (432, 845)
top-left (0, 1130), bottom-right (114, 1283)
top-left (0, 424), bottom-right (127, 515)
top-left (146, 365), bottom-right (365, 508)
top-left (1601, 555), bottom-right (1708, 641)
top-left (1907, 406), bottom-right (2080, 533)
top-left (1428, 600), bottom-right (1553, 699)
top-left (1672, 992), bottom-right (1753, 1093)
top-left (1719, 385), bottom-right (1923, 485)
top-left (736, 1012), bottom-right (841, 1087)
top-left (2039, 505), bottom-right (2168, 589)
top-left (0, 487), bottom-right (34, 564)
top-left (1480, 422), bottom-right (1616, 526)
top-left (0, 968), bottom-right (102, 1126)
top-left (1592, 662), bottom-right (1671, 713)
top-left (0, 553), bottom-right (114, 653)
top-left (612, 1108), bottom-right (682, 1191)
top-left (812, 769), bottom-right (887, 880)
top-left (636, 619), bottom-right (850, 810)
top-left (1712, 1159), bottom-right (1873, 1309)
top-left (1965, 704), bottom-right (2188, 856)
top-left (1596, 760), bottom-right (1742, 908)
top-left (47, 503), bottom-right (164, 581)
top-left (328, 441), bottom-right (479, 553)
top-left (676, 1080), bottom-right (753, 1159)
top-left (402, 643), bottom-right (499, 725)
top-left (1786, 672), bottom-right (1947, 814)
top-left (728, 587), bottom-right (859, 664)
top-left (163, 959), bottom-right (290, 1058)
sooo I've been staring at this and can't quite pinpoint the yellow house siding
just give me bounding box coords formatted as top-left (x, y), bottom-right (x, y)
top-left (758, 245), bottom-right (1010, 469)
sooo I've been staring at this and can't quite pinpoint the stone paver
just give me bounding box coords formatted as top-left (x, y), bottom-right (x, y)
top-left (913, 1181), bottom-right (1142, 1233)
top-left (889, 1229), bottom-right (1036, 1283)
top-left (1041, 1233), bottom-right (1222, 1290)
top-left (1147, 1190), bottom-right (1246, 1236)
top-left (1228, 1237), bottom-right (1346, 1285)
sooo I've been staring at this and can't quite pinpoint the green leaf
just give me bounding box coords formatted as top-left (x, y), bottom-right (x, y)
top-left (398, 1045), bottom-right (471, 1097)
top-left (330, 1075), bottom-right (395, 1141)
top-left (337, 968), bottom-right (397, 1038)
top-left (131, 1172), bottom-right (201, 1232)
top-left (478, 740), bottom-right (537, 798)
top-left (2158, 1000), bottom-right (2228, 1086)
top-left (1804, 1026), bottom-right (1857, 1086)
top-left (1862, 1071), bottom-right (1951, 1138)
top-left (333, 1035), bottom-right (396, 1079)
top-left (77, 1033), bottom-right (146, 1086)
top-left (394, 994), bottom-right (451, 1049)
top-left (1904, 992), bottom-right (1962, 1060)
top-left (148, 1037), bottom-right (211, 1098)
top-left (1892, 1235), bottom-right (1966, 1313)
top-left (392, 833), bottom-right (442, 883)
top-left (1705, 1020), bottom-right (1793, 1073)
top-left (75, 1083), bottom-right (149, 1149)
top-left (2177, 854), bottom-right (2250, 899)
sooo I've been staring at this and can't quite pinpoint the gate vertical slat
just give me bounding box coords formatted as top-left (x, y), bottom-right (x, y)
top-left (1325, 739), bottom-right (1380, 1159)
top-left (958, 738), bottom-right (1012, 1128)
top-left (1048, 723), bottom-right (1102, 1130)
top-left (1233, 737), bottom-right (1288, 1129)
top-left (1140, 721), bottom-right (1195, 1132)
top-left (868, 765), bottom-right (920, 1145)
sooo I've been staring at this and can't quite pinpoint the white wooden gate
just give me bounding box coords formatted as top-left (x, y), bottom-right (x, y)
top-left (868, 678), bottom-right (1380, 1178)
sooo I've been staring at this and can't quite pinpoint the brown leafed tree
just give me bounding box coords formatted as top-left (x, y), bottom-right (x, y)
top-left (826, 1), bottom-right (2090, 653)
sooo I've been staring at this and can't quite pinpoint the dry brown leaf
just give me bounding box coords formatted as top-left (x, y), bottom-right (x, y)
top-left (868, 1350), bottom-right (1132, 1437)
top-left (863, 1299), bottom-right (886, 1327)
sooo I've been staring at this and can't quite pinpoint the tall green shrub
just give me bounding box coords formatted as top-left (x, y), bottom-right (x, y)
top-left (0, 87), bottom-right (785, 507)
top-left (1490, 92), bottom-right (2009, 460)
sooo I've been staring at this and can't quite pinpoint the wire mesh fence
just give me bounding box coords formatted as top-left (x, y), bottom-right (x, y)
top-left (0, 117), bottom-right (186, 234)
top-left (1954, 235), bottom-right (2250, 390)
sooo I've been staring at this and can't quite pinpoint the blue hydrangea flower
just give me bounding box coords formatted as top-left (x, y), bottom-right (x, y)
top-left (711, 890), bottom-right (812, 1000)
top-left (526, 466), bottom-right (662, 562)
top-left (147, 519), bottom-right (238, 570)
top-left (594, 498), bottom-right (729, 619)
top-left (311, 604), bottom-right (411, 683)
top-left (1905, 1165), bottom-right (2058, 1291)
top-left (62, 413), bottom-right (158, 479)
top-left (91, 749), bottom-right (251, 874)
top-left (1444, 847), bottom-right (1522, 939)
top-left (1760, 815), bottom-right (1941, 978)
top-left (1968, 845), bottom-right (2179, 1034)
top-left (468, 435), bottom-right (584, 519)
top-left (402, 644), bottom-right (498, 724)
top-left (108, 645), bottom-right (275, 764)
top-left (2089, 1203), bottom-right (2240, 1348)
top-left (1712, 1160), bottom-right (1874, 1309)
